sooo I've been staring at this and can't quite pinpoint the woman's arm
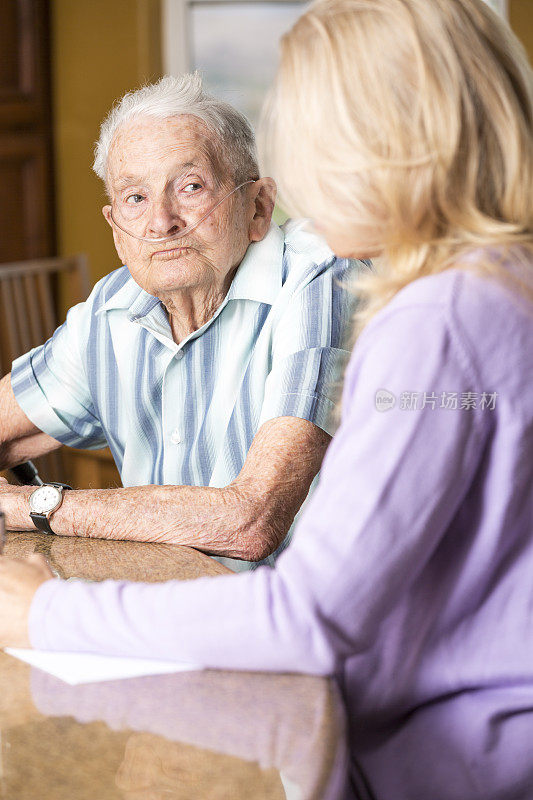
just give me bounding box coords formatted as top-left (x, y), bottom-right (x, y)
top-left (2, 298), bottom-right (491, 674)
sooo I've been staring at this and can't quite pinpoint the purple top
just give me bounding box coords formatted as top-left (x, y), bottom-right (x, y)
top-left (29, 256), bottom-right (533, 799)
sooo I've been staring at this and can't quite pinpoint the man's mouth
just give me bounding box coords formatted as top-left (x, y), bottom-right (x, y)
top-left (151, 246), bottom-right (192, 259)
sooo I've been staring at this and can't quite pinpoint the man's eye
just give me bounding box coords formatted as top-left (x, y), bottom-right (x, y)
top-left (182, 182), bottom-right (203, 194)
top-left (125, 194), bottom-right (145, 204)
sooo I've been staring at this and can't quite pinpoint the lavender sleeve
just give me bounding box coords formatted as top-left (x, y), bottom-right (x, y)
top-left (29, 298), bottom-right (490, 673)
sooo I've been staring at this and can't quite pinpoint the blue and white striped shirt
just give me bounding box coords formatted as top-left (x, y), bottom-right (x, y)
top-left (12, 221), bottom-right (364, 570)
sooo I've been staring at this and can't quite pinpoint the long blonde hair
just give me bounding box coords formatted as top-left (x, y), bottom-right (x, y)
top-left (260, 0), bottom-right (533, 333)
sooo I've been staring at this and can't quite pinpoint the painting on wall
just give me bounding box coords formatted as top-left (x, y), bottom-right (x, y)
top-left (482, 0), bottom-right (508, 17)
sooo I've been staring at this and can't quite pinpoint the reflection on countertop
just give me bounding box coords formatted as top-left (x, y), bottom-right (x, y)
top-left (0, 656), bottom-right (350, 799)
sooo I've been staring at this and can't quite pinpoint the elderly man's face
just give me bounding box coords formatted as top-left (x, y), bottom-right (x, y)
top-left (103, 115), bottom-right (274, 298)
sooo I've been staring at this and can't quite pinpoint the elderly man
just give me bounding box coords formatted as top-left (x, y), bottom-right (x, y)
top-left (0, 74), bottom-right (361, 571)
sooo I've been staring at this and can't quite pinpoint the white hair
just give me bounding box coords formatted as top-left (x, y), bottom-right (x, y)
top-left (93, 72), bottom-right (259, 185)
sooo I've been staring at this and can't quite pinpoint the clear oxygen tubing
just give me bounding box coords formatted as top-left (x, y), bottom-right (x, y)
top-left (109, 180), bottom-right (255, 244)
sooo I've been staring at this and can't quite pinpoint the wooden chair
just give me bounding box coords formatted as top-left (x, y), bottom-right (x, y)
top-left (0, 254), bottom-right (91, 483)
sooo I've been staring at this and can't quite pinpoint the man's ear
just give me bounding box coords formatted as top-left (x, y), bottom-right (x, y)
top-left (248, 178), bottom-right (277, 243)
top-left (102, 205), bottom-right (126, 263)
top-left (102, 204), bottom-right (113, 227)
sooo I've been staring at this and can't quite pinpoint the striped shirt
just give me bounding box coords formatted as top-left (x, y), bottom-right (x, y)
top-left (12, 220), bottom-right (364, 570)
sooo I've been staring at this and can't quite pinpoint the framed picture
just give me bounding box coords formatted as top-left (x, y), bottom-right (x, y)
top-left (482, 0), bottom-right (508, 17)
top-left (162, 0), bottom-right (307, 126)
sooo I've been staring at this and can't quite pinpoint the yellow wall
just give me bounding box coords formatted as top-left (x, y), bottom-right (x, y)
top-left (509, 0), bottom-right (533, 63)
top-left (51, 0), bottom-right (162, 289)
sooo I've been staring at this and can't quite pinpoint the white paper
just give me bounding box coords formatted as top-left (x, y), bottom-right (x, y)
top-left (5, 647), bottom-right (202, 685)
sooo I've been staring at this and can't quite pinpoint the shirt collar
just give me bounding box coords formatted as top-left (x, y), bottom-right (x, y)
top-left (95, 277), bottom-right (159, 319)
top-left (226, 222), bottom-right (284, 305)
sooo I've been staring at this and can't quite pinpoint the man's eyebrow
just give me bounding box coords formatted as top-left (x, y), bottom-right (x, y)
top-left (175, 161), bottom-right (196, 172)
top-left (113, 175), bottom-right (146, 190)
top-left (112, 162), bottom-right (199, 190)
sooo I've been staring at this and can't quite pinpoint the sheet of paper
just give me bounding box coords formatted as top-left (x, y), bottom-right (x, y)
top-left (5, 647), bottom-right (202, 685)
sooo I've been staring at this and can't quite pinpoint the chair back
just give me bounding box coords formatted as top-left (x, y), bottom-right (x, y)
top-left (0, 254), bottom-right (90, 374)
top-left (0, 254), bottom-right (91, 482)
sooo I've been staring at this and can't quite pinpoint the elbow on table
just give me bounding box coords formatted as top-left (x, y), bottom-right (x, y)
top-left (237, 522), bottom-right (283, 562)
top-left (225, 490), bottom-right (288, 562)
top-left (234, 499), bottom-right (295, 561)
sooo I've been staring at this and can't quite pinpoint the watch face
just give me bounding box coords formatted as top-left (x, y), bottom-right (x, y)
top-left (29, 485), bottom-right (62, 514)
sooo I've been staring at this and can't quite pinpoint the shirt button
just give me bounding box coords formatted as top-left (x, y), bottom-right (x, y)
top-left (170, 428), bottom-right (182, 445)
top-left (175, 349), bottom-right (184, 360)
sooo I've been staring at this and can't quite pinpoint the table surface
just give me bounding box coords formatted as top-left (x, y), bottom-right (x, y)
top-left (0, 532), bottom-right (349, 800)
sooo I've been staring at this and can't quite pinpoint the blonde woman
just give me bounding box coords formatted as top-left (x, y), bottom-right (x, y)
top-left (1, 1), bottom-right (532, 797)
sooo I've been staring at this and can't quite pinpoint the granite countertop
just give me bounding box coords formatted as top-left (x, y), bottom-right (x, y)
top-left (0, 531), bottom-right (349, 799)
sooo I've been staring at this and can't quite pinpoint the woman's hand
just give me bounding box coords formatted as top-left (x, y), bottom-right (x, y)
top-left (0, 554), bottom-right (54, 647)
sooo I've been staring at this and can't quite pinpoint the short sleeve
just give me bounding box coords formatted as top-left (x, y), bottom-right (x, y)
top-left (11, 302), bottom-right (107, 449)
top-left (258, 257), bottom-right (359, 436)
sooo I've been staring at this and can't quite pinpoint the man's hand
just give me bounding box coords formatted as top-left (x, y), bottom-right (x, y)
top-left (0, 554), bottom-right (54, 648)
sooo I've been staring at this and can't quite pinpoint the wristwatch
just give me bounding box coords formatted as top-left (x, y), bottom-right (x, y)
top-left (29, 483), bottom-right (72, 535)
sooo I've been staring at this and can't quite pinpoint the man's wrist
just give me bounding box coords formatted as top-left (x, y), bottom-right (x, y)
top-left (2, 486), bottom-right (35, 530)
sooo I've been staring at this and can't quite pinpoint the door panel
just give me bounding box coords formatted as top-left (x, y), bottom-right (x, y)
top-left (0, 0), bottom-right (55, 264)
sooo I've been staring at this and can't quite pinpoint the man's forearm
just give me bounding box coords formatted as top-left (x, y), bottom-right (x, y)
top-left (3, 482), bottom-right (278, 560)
top-left (2, 417), bottom-right (330, 561)
top-left (0, 433), bottom-right (62, 472)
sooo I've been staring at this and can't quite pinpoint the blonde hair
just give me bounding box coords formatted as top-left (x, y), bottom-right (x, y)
top-left (260, 0), bottom-right (533, 333)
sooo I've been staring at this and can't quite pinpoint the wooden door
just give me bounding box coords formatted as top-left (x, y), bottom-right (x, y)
top-left (0, 0), bottom-right (55, 263)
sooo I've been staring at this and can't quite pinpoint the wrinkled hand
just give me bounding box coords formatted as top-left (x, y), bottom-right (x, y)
top-left (0, 554), bottom-right (54, 648)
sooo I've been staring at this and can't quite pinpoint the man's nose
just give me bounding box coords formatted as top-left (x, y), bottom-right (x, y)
top-left (147, 197), bottom-right (186, 237)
